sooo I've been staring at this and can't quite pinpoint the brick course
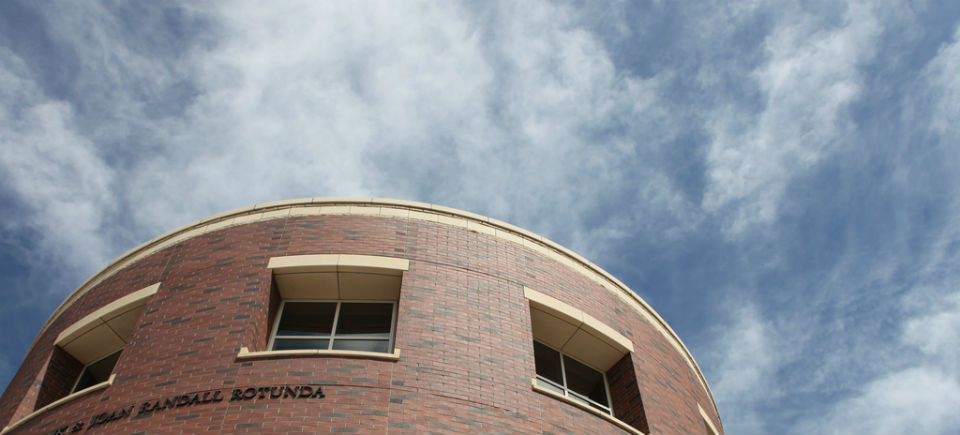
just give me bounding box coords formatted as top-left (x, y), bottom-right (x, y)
top-left (0, 206), bottom-right (721, 434)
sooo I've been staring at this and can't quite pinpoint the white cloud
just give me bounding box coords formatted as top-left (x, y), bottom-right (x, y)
top-left (704, 303), bottom-right (785, 434)
top-left (707, 287), bottom-right (960, 434)
top-left (0, 47), bottom-right (117, 278)
top-left (904, 292), bottom-right (960, 375)
top-left (805, 291), bottom-right (960, 434)
top-left (813, 367), bottom-right (960, 434)
top-left (0, 1), bottom-right (703, 284)
top-left (702, 1), bottom-right (882, 235)
top-left (797, 24), bottom-right (960, 434)
top-left (926, 26), bottom-right (960, 137)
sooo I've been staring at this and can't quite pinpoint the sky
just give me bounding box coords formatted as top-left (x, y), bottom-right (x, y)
top-left (1, 1), bottom-right (959, 433)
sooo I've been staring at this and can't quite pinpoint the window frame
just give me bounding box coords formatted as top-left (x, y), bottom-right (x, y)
top-left (533, 339), bottom-right (614, 415)
top-left (267, 300), bottom-right (398, 354)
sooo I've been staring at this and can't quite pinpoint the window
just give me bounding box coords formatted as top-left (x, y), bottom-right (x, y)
top-left (72, 350), bottom-right (121, 393)
top-left (534, 340), bottom-right (612, 414)
top-left (235, 254), bottom-right (409, 360)
top-left (524, 287), bottom-right (649, 434)
top-left (270, 301), bottom-right (397, 353)
top-left (35, 283), bottom-right (159, 410)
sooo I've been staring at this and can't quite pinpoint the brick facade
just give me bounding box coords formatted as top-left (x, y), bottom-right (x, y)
top-left (0, 200), bottom-right (722, 435)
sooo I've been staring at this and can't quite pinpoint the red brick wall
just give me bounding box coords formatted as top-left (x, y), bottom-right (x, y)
top-left (608, 353), bottom-right (649, 433)
top-left (0, 214), bottom-right (720, 434)
top-left (34, 348), bottom-right (83, 411)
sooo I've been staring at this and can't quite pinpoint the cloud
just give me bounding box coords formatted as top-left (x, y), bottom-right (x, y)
top-left (903, 292), bottom-right (960, 377)
top-left (0, 1), bottom-right (705, 277)
top-left (814, 367), bottom-right (960, 434)
top-left (703, 303), bottom-right (784, 434)
top-left (804, 291), bottom-right (960, 434)
top-left (925, 26), bottom-right (960, 138)
top-left (701, 1), bottom-right (882, 235)
top-left (801, 25), bottom-right (960, 435)
top-left (707, 287), bottom-right (960, 434)
top-left (0, 47), bottom-right (117, 279)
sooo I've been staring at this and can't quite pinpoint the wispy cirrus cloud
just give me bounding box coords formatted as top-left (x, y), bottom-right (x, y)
top-left (802, 291), bottom-right (960, 434)
top-left (2, 1), bottom-right (699, 270)
top-left (0, 46), bottom-right (116, 278)
top-left (704, 303), bottom-right (785, 434)
top-left (702, 1), bottom-right (881, 235)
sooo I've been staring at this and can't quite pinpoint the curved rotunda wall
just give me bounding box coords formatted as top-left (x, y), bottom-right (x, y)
top-left (0, 198), bottom-right (722, 435)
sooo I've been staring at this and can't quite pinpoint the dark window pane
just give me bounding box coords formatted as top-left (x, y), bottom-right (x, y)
top-left (335, 303), bottom-right (392, 337)
top-left (73, 350), bottom-right (121, 392)
top-left (562, 355), bottom-right (608, 407)
top-left (533, 341), bottom-right (563, 385)
top-left (332, 339), bottom-right (390, 353)
top-left (273, 338), bottom-right (329, 351)
top-left (277, 302), bottom-right (336, 336)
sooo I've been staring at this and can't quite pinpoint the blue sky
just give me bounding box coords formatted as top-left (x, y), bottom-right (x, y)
top-left (2, 1), bottom-right (959, 433)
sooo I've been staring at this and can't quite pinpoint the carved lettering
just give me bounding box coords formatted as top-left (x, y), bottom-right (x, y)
top-left (242, 387), bottom-right (257, 400)
top-left (70, 384), bottom-right (326, 428)
top-left (298, 386), bottom-right (313, 398)
top-left (88, 412), bottom-right (108, 429)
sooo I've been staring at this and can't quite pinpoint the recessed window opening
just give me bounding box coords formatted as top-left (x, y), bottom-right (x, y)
top-left (35, 282), bottom-right (159, 409)
top-left (534, 340), bottom-right (612, 414)
top-left (270, 301), bottom-right (397, 353)
top-left (72, 350), bottom-right (121, 393)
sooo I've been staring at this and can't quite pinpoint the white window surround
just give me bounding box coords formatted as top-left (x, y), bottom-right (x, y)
top-left (55, 282), bottom-right (160, 365)
top-left (236, 346), bottom-right (401, 361)
top-left (526, 287), bottom-right (648, 434)
top-left (268, 254), bottom-right (408, 301)
top-left (524, 286), bottom-right (633, 371)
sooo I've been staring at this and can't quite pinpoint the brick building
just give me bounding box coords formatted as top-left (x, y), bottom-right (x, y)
top-left (0, 198), bottom-right (722, 434)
